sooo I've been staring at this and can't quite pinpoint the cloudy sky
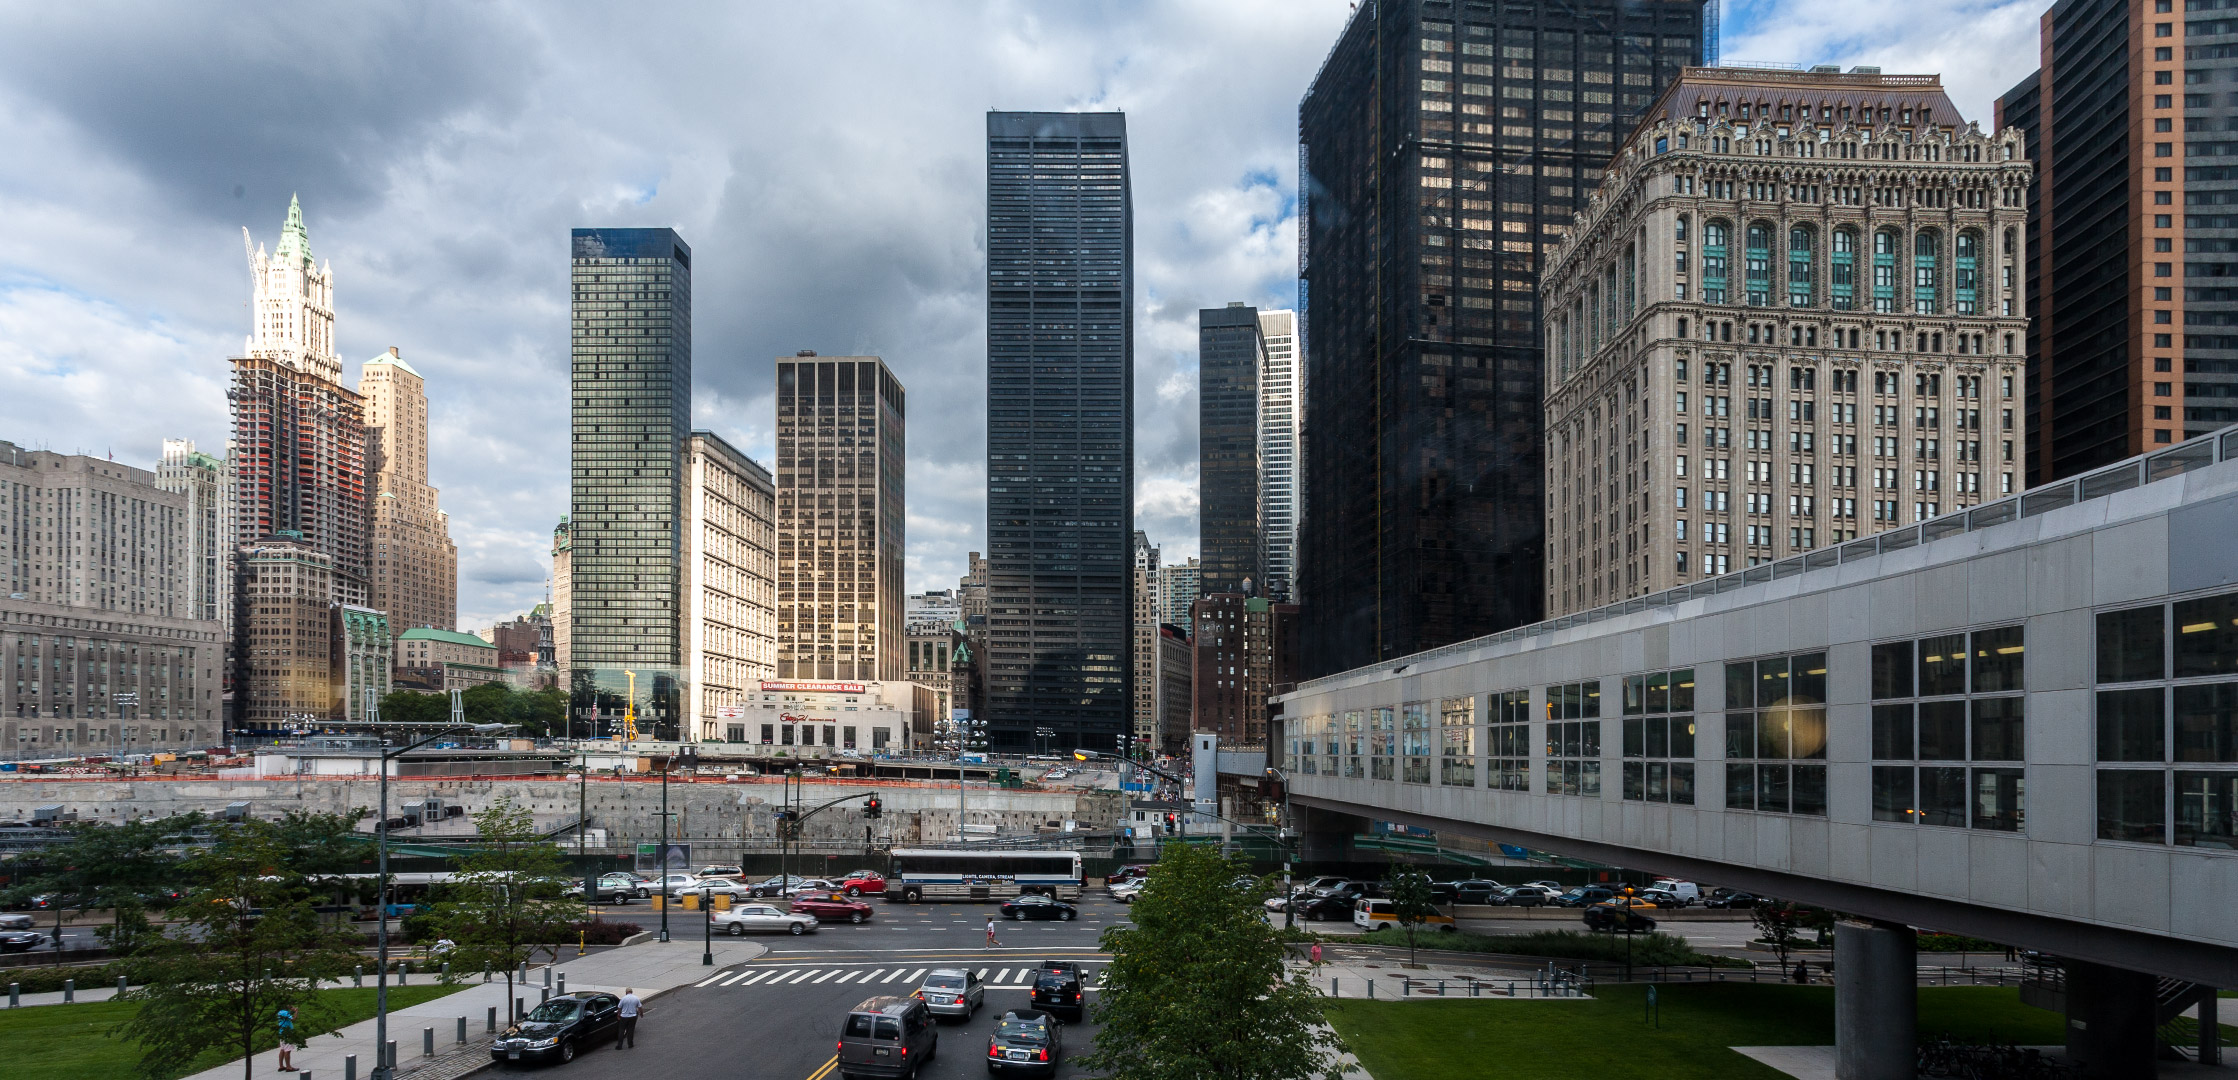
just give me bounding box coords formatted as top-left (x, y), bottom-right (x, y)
top-left (0, 0), bottom-right (2045, 631)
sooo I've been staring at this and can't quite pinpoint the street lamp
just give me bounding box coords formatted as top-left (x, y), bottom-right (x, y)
top-left (700, 882), bottom-right (715, 966)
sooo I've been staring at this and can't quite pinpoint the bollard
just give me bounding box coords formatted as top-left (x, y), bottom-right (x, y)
top-left (385, 1041), bottom-right (397, 1071)
top-left (543, 965), bottom-right (552, 988)
top-left (401, 961), bottom-right (410, 986)
top-left (355, 964), bottom-right (363, 988)
top-left (557, 973), bottom-right (566, 996)
top-left (1508, 982), bottom-right (1515, 997)
top-left (483, 962), bottom-right (491, 984)
top-left (1402, 979), bottom-right (1410, 997)
top-left (301, 1073), bottom-right (311, 1080)
top-left (1471, 980), bottom-right (1479, 997)
top-left (1367, 979), bottom-right (1374, 999)
top-left (516, 997), bottom-right (525, 1022)
top-left (487, 1005), bottom-right (497, 1032)
top-left (1438, 981), bottom-right (1445, 996)
top-left (442, 962), bottom-right (450, 981)
top-left (63, 979), bottom-right (73, 1004)
top-left (7, 983), bottom-right (15, 1008)
top-left (1330, 977), bottom-right (1337, 997)
top-left (344, 1054), bottom-right (356, 1080)
top-left (424, 1026), bottom-right (434, 1057)
top-left (517, 961), bottom-right (527, 985)
top-left (540, 987), bottom-right (550, 1004)
top-left (118, 975), bottom-right (128, 995)
top-left (458, 1015), bottom-right (468, 1043)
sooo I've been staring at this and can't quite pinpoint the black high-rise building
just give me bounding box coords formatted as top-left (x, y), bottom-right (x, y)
top-left (1198, 302), bottom-right (1266, 595)
top-left (984, 111), bottom-right (1134, 752)
top-left (568, 227), bottom-right (691, 740)
top-left (1297, 0), bottom-right (1707, 678)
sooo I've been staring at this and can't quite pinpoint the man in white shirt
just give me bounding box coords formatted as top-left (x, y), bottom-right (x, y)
top-left (616, 988), bottom-right (640, 1049)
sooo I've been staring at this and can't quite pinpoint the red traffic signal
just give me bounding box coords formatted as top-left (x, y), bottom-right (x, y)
top-left (865, 796), bottom-right (883, 818)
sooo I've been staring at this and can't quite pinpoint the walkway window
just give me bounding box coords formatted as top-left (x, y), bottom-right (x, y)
top-left (1490, 690), bottom-right (1531, 791)
top-left (1342, 710), bottom-right (1365, 779)
top-left (1869, 627), bottom-right (2026, 829)
top-left (1369, 706), bottom-right (1397, 781)
top-left (1724, 652), bottom-right (1829, 816)
top-left (1703, 222), bottom-right (1730, 303)
top-left (2093, 591), bottom-right (2238, 846)
top-left (1320, 714), bottom-right (1340, 776)
top-left (1788, 227), bottom-right (1814, 307)
top-left (1745, 223), bottom-right (1772, 306)
top-left (1913, 230), bottom-right (1941, 314)
top-left (1441, 697), bottom-right (1476, 786)
top-left (1543, 680), bottom-right (1603, 796)
top-left (1872, 229), bottom-right (1898, 313)
top-left (1954, 231), bottom-right (1980, 315)
top-left (1402, 702), bottom-right (1433, 784)
top-left (1621, 668), bottom-right (1697, 804)
top-left (1830, 229), bottom-right (1856, 310)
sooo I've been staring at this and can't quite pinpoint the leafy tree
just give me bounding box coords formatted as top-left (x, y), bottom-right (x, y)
top-left (425, 797), bottom-right (586, 1019)
top-left (112, 819), bottom-right (367, 1080)
top-left (376, 689), bottom-right (448, 725)
top-left (1750, 900), bottom-right (1833, 972)
top-left (1083, 842), bottom-right (1337, 1080)
top-left (11, 812), bottom-right (209, 960)
top-left (1387, 868), bottom-right (1441, 968)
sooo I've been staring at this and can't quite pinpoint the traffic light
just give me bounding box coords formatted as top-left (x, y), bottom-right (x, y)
top-left (865, 796), bottom-right (882, 819)
top-left (1163, 813), bottom-right (1176, 834)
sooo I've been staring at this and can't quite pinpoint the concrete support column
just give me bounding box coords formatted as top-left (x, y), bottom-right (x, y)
top-left (2063, 960), bottom-right (2159, 1080)
top-left (1293, 804), bottom-right (1366, 863)
top-left (1834, 919), bottom-right (1916, 1080)
top-left (2201, 991), bottom-right (2221, 1066)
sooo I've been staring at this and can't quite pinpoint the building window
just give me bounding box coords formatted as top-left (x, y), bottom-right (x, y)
top-left (1702, 222), bottom-right (1729, 304)
top-left (1621, 668), bottom-right (1697, 804)
top-left (1830, 228), bottom-right (1857, 310)
top-left (1342, 710), bottom-right (1365, 779)
top-left (1369, 706), bottom-right (1396, 781)
top-left (1440, 697), bottom-right (1475, 786)
top-left (2093, 591), bottom-right (2238, 845)
top-left (1745, 222), bottom-right (1773, 306)
top-left (1788, 227), bottom-right (1815, 307)
top-left (1490, 690), bottom-right (1531, 791)
top-left (1872, 229), bottom-right (1898, 312)
top-left (1869, 627), bottom-right (2026, 829)
top-left (1401, 702), bottom-right (1432, 784)
top-left (1724, 651), bottom-right (1829, 815)
top-left (1912, 230), bottom-right (1941, 314)
top-left (1954, 231), bottom-right (1980, 314)
top-left (1543, 680), bottom-right (1603, 796)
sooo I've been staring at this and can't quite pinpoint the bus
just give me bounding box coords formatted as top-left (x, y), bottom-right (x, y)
top-left (886, 848), bottom-right (1083, 902)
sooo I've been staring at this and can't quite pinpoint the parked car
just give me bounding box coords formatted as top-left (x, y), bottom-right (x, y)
top-left (0, 931), bottom-right (45, 953)
top-left (1553, 886), bottom-right (1617, 908)
top-left (985, 1009), bottom-right (1063, 1076)
top-left (1104, 864), bottom-right (1155, 885)
top-left (0, 914), bottom-right (33, 931)
top-left (653, 872), bottom-right (702, 898)
top-left (1292, 894), bottom-right (1358, 922)
top-left (1636, 888), bottom-right (1687, 908)
top-left (791, 893), bottom-right (876, 924)
top-left (696, 864), bottom-right (745, 880)
top-left (1497, 886), bottom-right (1550, 908)
top-left (1449, 879), bottom-right (1506, 905)
top-left (488, 992), bottom-right (623, 1065)
top-left (712, 902), bottom-right (819, 936)
top-left (1523, 879), bottom-right (1564, 892)
top-left (837, 995), bottom-right (938, 1079)
top-left (1648, 879), bottom-right (1702, 905)
top-left (999, 895), bottom-right (1078, 922)
top-left (1582, 904), bottom-right (1658, 933)
top-left (916, 967), bottom-right (983, 1020)
top-left (1108, 879), bottom-right (1146, 904)
top-left (1704, 888), bottom-right (1762, 909)
top-left (1292, 875), bottom-right (1351, 895)
top-left (1029, 968), bottom-right (1086, 1021)
top-left (751, 874), bottom-right (838, 898)
top-left (839, 870), bottom-right (888, 897)
top-left (576, 872), bottom-right (644, 903)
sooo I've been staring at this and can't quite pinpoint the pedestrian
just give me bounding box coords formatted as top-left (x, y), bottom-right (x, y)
top-left (276, 1005), bottom-right (298, 1072)
top-left (985, 916), bottom-right (1001, 949)
top-left (1792, 960), bottom-right (1809, 984)
top-left (615, 988), bottom-right (640, 1049)
top-left (1310, 943), bottom-right (1323, 967)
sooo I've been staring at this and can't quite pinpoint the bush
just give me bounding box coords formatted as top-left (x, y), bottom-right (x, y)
top-left (568, 919), bottom-right (636, 946)
top-left (1917, 932), bottom-right (2006, 953)
top-left (1, 963), bottom-right (125, 994)
top-left (1341, 929), bottom-right (1745, 968)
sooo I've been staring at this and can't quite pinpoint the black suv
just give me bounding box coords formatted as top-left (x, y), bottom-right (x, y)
top-left (1029, 969), bottom-right (1086, 1021)
top-left (987, 1009), bottom-right (1064, 1075)
top-left (489, 992), bottom-right (622, 1065)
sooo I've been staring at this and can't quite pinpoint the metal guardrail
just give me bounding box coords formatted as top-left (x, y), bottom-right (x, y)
top-left (1300, 424), bottom-right (2238, 691)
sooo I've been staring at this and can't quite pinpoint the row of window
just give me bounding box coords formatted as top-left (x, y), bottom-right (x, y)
top-left (1692, 220), bottom-right (2010, 315)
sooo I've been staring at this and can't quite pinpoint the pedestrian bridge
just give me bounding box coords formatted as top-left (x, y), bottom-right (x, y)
top-left (1276, 429), bottom-right (2238, 1076)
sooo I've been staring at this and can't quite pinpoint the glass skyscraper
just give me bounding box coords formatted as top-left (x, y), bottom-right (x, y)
top-left (1198, 302), bottom-right (1266, 596)
top-left (984, 111), bottom-right (1134, 752)
top-left (568, 227), bottom-right (691, 740)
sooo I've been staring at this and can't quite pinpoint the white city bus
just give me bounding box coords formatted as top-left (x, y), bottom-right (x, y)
top-left (886, 848), bottom-right (1083, 902)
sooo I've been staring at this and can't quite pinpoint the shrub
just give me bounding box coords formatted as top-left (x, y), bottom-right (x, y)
top-left (1338, 928), bottom-right (1745, 968)
top-left (568, 919), bottom-right (635, 946)
top-left (1916, 932), bottom-right (2006, 953)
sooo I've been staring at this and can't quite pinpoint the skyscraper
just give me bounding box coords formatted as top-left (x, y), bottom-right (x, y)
top-left (568, 227), bottom-right (692, 740)
top-left (774, 353), bottom-right (907, 683)
top-left (985, 111), bottom-right (1134, 752)
top-left (1297, 0), bottom-right (1708, 678)
top-left (1130, 530), bottom-right (1160, 751)
top-left (1158, 557), bottom-right (1200, 629)
top-left (550, 517), bottom-right (572, 675)
top-left (1257, 309), bottom-right (1301, 603)
top-left (156, 439), bottom-right (230, 627)
top-left (360, 347), bottom-right (457, 634)
top-left (243, 194), bottom-right (340, 383)
top-left (1997, 0), bottom-right (2238, 482)
top-left (684, 430), bottom-right (777, 739)
top-left (1199, 303), bottom-right (1266, 595)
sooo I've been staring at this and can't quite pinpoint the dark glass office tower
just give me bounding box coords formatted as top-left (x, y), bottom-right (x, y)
top-left (568, 227), bottom-right (691, 740)
top-left (1297, 0), bottom-right (1706, 678)
top-left (985, 111), bottom-right (1133, 753)
top-left (1199, 303), bottom-right (1267, 595)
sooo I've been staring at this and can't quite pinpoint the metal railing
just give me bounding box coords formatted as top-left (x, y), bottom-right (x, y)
top-left (1299, 424), bottom-right (2238, 691)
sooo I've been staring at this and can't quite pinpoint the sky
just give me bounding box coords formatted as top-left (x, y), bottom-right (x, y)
top-left (0, 0), bottom-right (2048, 632)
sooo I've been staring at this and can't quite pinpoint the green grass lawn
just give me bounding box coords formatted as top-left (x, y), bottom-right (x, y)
top-left (0, 984), bottom-right (463, 1080)
top-left (1324, 984), bottom-right (2075, 1080)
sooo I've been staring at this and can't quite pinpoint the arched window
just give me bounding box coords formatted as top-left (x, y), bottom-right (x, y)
top-left (1745, 222), bottom-right (1773, 306)
top-left (1872, 229), bottom-right (1899, 313)
top-left (1788, 227), bottom-right (1815, 307)
top-left (1830, 229), bottom-right (1858, 310)
top-left (1913, 230), bottom-right (1940, 314)
top-left (1675, 215), bottom-right (1689, 242)
top-left (1954, 231), bottom-right (1980, 315)
top-left (1702, 221), bottom-right (1730, 303)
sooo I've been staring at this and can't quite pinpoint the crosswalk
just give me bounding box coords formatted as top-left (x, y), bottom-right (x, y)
top-left (691, 963), bottom-right (1104, 991)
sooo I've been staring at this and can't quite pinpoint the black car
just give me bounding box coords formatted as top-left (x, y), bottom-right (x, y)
top-left (1705, 889), bottom-right (1761, 909)
top-left (1499, 887), bottom-right (1549, 908)
top-left (1582, 903), bottom-right (1657, 933)
top-left (1034, 960), bottom-right (1084, 981)
top-left (0, 931), bottom-right (45, 953)
top-left (1029, 970), bottom-right (1085, 1021)
top-left (1293, 895), bottom-right (1357, 922)
top-left (1450, 880), bottom-right (1505, 905)
top-left (999, 895), bottom-right (1077, 922)
top-left (489, 992), bottom-right (623, 1065)
top-left (986, 1009), bottom-right (1063, 1075)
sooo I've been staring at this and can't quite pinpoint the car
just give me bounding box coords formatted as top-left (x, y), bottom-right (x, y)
top-left (1583, 904), bottom-right (1658, 933)
top-left (752, 875), bottom-right (838, 899)
top-left (1427, 881), bottom-right (1459, 903)
top-left (1029, 969), bottom-right (1086, 1021)
top-left (1497, 886), bottom-right (1549, 908)
top-left (916, 967), bottom-right (983, 1020)
top-left (839, 870), bottom-right (888, 897)
top-left (0, 931), bottom-right (45, 953)
top-left (1293, 875), bottom-right (1351, 895)
top-left (1648, 879), bottom-right (1702, 905)
top-left (1636, 888), bottom-right (1687, 908)
top-left (0, 914), bottom-right (33, 931)
top-left (791, 893), bottom-right (876, 924)
top-left (1553, 886), bottom-right (1617, 908)
top-left (1353, 898), bottom-right (1458, 933)
top-left (576, 872), bottom-right (644, 903)
top-left (999, 895), bottom-right (1078, 921)
top-left (837, 995), bottom-right (938, 1079)
top-left (1033, 960), bottom-right (1085, 981)
top-left (985, 1009), bottom-right (1063, 1075)
top-left (1292, 894), bottom-right (1357, 922)
top-left (696, 864), bottom-right (744, 880)
top-left (1450, 879), bottom-right (1506, 905)
top-left (488, 992), bottom-right (623, 1065)
top-left (1704, 888), bottom-right (1762, 909)
top-left (653, 872), bottom-right (703, 897)
top-left (1108, 879), bottom-right (1146, 904)
top-left (1524, 879), bottom-right (1563, 891)
top-left (712, 902), bottom-right (820, 936)
top-left (1104, 864), bottom-right (1155, 885)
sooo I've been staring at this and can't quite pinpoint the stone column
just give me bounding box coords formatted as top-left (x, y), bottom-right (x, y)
top-left (2063, 960), bottom-right (2159, 1079)
top-left (1834, 919), bottom-right (1916, 1080)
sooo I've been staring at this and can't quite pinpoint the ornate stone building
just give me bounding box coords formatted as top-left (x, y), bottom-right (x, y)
top-left (359, 348), bottom-right (457, 634)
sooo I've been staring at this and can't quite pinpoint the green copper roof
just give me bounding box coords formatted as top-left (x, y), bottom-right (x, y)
top-left (273, 194), bottom-right (312, 266)
top-left (396, 627), bottom-right (495, 650)
top-left (366, 348), bottom-right (422, 378)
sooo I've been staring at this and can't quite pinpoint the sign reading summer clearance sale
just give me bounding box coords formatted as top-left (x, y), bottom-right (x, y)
top-left (759, 681), bottom-right (869, 694)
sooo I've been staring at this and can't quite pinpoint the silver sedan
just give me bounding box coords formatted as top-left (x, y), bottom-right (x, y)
top-left (917, 968), bottom-right (983, 1020)
top-left (711, 903), bottom-right (820, 936)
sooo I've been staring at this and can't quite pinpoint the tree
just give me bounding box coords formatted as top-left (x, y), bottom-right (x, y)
top-left (1082, 843), bottom-right (1337, 1080)
top-left (113, 818), bottom-right (368, 1080)
top-left (1751, 900), bottom-right (1833, 972)
top-left (426, 797), bottom-right (587, 1019)
top-left (1387, 868), bottom-right (1441, 969)
top-left (376, 688), bottom-right (447, 725)
top-left (11, 812), bottom-right (208, 961)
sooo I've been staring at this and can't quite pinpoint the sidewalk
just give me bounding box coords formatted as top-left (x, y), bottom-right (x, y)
top-left (175, 937), bottom-right (770, 1080)
top-left (1293, 959), bottom-right (1591, 1001)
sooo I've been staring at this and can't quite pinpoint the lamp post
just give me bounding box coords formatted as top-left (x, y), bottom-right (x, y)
top-left (658, 752), bottom-right (671, 944)
top-left (700, 883), bottom-right (715, 966)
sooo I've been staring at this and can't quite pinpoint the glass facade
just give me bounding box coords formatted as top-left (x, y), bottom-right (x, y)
top-left (774, 357), bottom-right (906, 682)
top-left (1198, 304), bottom-right (1266, 595)
top-left (568, 228), bottom-right (692, 740)
top-left (984, 111), bottom-right (1134, 752)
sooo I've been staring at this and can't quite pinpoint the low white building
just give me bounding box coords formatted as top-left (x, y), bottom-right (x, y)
top-left (732, 680), bottom-right (934, 756)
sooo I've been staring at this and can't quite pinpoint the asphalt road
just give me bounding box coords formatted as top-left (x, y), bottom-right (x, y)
top-left (496, 893), bottom-right (1126, 1080)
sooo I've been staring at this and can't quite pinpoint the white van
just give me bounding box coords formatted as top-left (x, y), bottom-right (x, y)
top-left (1352, 898), bottom-right (1457, 933)
top-left (1647, 879), bottom-right (1700, 904)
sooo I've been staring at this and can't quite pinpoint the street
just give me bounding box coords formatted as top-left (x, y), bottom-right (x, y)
top-left (513, 893), bottom-right (1124, 1080)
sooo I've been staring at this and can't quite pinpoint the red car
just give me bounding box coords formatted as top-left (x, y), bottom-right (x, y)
top-left (838, 870), bottom-right (887, 897)
top-left (788, 892), bottom-right (874, 924)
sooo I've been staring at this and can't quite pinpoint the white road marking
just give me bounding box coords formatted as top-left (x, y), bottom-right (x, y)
top-left (728, 971), bottom-right (766, 986)
top-left (881, 970), bottom-right (909, 983)
top-left (905, 968), bottom-right (926, 982)
top-left (832, 971), bottom-right (858, 983)
top-left (812, 970), bottom-right (840, 983)
top-left (862, 969), bottom-right (885, 982)
top-left (694, 970), bottom-right (732, 988)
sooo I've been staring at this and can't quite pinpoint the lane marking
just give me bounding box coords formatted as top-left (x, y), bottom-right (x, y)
top-left (832, 971), bottom-right (858, 984)
top-left (975, 967), bottom-right (988, 979)
top-left (862, 968), bottom-right (885, 982)
top-left (694, 970), bottom-right (733, 988)
top-left (802, 1055), bottom-right (837, 1080)
top-left (812, 969), bottom-right (839, 983)
top-left (728, 971), bottom-right (766, 986)
top-left (882, 970), bottom-right (908, 983)
top-left (905, 968), bottom-right (926, 982)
